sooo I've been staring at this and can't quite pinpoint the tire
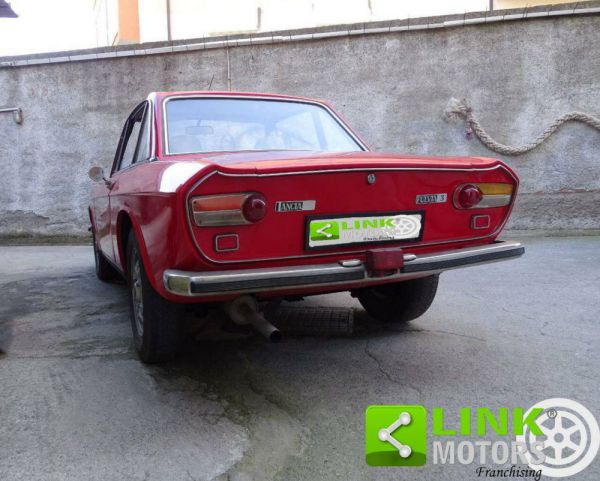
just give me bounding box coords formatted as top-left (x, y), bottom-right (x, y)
top-left (126, 230), bottom-right (184, 363)
top-left (92, 227), bottom-right (119, 282)
top-left (357, 275), bottom-right (439, 323)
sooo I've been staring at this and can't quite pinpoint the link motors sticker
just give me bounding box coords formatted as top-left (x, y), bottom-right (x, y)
top-left (308, 212), bottom-right (423, 248)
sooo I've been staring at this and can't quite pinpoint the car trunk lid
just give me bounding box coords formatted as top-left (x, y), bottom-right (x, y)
top-left (184, 152), bottom-right (517, 265)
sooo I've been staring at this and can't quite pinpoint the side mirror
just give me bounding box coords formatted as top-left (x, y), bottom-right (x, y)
top-left (88, 166), bottom-right (105, 183)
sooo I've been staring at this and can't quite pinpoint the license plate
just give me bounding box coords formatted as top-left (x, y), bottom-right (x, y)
top-left (306, 211), bottom-right (424, 249)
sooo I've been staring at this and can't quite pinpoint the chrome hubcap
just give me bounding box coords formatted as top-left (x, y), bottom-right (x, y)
top-left (131, 257), bottom-right (144, 336)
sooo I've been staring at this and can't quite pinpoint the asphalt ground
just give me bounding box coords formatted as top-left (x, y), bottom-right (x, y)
top-left (1, 237), bottom-right (599, 481)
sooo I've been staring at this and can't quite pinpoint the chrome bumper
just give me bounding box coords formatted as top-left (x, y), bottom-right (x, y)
top-left (164, 241), bottom-right (524, 297)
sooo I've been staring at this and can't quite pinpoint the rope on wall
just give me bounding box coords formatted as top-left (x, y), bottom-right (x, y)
top-left (443, 98), bottom-right (600, 156)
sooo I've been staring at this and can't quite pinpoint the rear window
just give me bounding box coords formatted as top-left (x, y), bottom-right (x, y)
top-left (164, 97), bottom-right (364, 155)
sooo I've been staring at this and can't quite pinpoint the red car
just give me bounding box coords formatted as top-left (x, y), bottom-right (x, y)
top-left (88, 91), bottom-right (523, 363)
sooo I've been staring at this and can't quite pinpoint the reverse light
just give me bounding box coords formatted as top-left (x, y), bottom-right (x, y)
top-left (190, 192), bottom-right (267, 226)
top-left (453, 183), bottom-right (514, 209)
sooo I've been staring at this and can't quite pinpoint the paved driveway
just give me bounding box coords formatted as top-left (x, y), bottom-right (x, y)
top-left (1, 237), bottom-right (599, 481)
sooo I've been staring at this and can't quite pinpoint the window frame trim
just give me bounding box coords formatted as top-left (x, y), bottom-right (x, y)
top-left (111, 99), bottom-right (156, 176)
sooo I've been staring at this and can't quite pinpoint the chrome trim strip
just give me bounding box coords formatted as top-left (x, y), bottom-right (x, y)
top-left (184, 164), bottom-right (519, 264)
top-left (161, 94), bottom-right (369, 156)
top-left (164, 241), bottom-right (524, 297)
top-left (402, 241), bottom-right (523, 268)
top-left (147, 93), bottom-right (158, 160)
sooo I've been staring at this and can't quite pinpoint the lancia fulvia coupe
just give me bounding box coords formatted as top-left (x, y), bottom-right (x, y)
top-left (88, 91), bottom-right (523, 363)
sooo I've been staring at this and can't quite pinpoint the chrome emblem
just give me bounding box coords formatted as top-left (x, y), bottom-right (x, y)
top-left (275, 200), bottom-right (316, 212)
top-left (367, 173), bottom-right (376, 185)
top-left (416, 193), bottom-right (447, 204)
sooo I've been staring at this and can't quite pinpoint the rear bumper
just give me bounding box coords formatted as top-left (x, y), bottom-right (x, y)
top-left (164, 241), bottom-right (524, 297)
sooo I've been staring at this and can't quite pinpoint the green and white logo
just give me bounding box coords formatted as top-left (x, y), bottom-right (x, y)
top-left (365, 405), bottom-right (427, 467)
top-left (365, 400), bottom-right (600, 478)
top-left (309, 221), bottom-right (340, 242)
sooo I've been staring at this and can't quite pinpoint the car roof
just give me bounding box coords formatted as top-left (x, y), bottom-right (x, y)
top-left (151, 91), bottom-right (326, 104)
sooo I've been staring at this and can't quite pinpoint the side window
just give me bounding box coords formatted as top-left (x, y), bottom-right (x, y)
top-left (120, 115), bottom-right (143, 170)
top-left (114, 103), bottom-right (150, 173)
top-left (133, 111), bottom-right (150, 164)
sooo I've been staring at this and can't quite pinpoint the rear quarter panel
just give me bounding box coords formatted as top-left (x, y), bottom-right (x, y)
top-left (107, 162), bottom-right (191, 294)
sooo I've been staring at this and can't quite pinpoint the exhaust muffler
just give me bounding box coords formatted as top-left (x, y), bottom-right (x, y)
top-left (225, 296), bottom-right (282, 343)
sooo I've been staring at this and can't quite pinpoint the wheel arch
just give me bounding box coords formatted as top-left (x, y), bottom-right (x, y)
top-left (116, 210), bottom-right (155, 292)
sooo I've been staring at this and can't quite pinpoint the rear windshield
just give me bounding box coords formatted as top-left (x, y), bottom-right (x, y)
top-left (164, 97), bottom-right (364, 155)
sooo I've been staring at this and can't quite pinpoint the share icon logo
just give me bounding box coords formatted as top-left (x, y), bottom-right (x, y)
top-left (365, 405), bottom-right (427, 467)
top-left (378, 412), bottom-right (413, 458)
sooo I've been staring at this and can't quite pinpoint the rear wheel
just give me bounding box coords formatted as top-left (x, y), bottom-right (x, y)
top-left (127, 230), bottom-right (184, 363)
top-left (92, 227), bottom-right (119, 282)
top-left (356, 275), bottom-right (439, 323)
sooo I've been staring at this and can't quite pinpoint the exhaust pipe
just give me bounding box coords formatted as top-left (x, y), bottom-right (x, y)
top-left (225, 296), bottom-right (282, 343)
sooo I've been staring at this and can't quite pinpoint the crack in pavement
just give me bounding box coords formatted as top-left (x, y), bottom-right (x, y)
top-left (364, 338), bottom-right (424, 402)
top-left (412, 327), bottom-right (486, 342)
top-left (384, 326), bottom-right (487, 342)
top-left (218, 351), bottom-right (308, 481)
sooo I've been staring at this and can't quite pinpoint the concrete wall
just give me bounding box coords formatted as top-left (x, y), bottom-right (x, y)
top-left (1, 7), bottom-right (600, 239)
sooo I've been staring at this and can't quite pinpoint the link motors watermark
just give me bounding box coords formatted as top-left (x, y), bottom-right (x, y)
top-left (365, 398), bottom-right (600, 479)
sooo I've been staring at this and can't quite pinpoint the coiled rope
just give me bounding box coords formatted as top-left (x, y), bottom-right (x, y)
top-left (443, 98), bottom-right (600, 156)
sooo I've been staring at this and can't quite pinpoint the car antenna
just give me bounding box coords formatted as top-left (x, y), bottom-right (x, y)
top-left (207, 73), bottom-right (214, 91)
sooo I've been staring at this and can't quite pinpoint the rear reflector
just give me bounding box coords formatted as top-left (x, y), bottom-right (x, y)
top-left (471, 214), bottom-right (491, 229)
top-left (215, 234), bottom-right (239, 252)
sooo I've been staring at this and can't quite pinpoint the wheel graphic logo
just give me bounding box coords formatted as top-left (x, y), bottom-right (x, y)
top-left (515, 398), bottom-right (600, 477)
top-left (394, 217), bottom-right (420, 237)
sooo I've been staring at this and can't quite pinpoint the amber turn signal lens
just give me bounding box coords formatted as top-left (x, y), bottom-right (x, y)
top-left (191, 194), bottom-right (246, 212)
top-left (477, 183), bottom-right (514, 195)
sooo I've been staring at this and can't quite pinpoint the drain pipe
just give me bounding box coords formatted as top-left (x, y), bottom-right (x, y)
top-left (225, 296), bottom-right (282, 343)
top-left (0, 107), bottom-right (23, 124)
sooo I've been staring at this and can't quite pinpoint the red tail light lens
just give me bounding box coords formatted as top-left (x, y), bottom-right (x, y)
top-left (455, 184), bottom-right (483, 209)
top-left (242, 193), bottom-right (267, 223)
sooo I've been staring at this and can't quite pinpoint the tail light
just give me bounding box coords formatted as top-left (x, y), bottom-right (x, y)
top-left (453, 183), bottom-right (514, 209)
top-left (456, 184), bottom-right (482, 209)
top-left (242, 193), bottom-right (267, 222)
top-left (190, 192), bottom-right (267, 226)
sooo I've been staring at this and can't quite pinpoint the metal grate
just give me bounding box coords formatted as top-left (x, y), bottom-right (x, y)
top-left (267, 305), bottom-right (354, 337)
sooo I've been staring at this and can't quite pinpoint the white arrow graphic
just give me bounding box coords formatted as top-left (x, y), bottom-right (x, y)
top-left (378, 412), bottom-right (412, 458)
top-left (316, 223), bottom-right (333, 238)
